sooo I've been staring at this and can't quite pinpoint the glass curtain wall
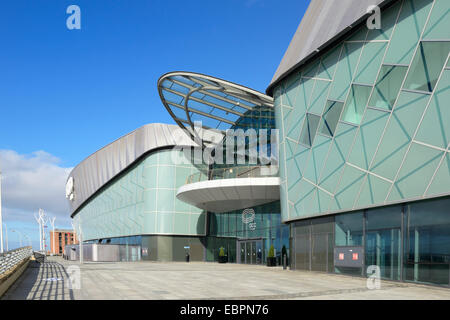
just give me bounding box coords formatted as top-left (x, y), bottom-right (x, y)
top-left (365, 206), bottom-right (402, 280)
top-left (206, 201), bottom-right (288, 264)
top-left (291, 196), bottom-right (450, 286)
top-left (404, 199), bottom-right (450, 286)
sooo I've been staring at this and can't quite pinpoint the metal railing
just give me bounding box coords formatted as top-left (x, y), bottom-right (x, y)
top-left (0, 247), bottom-right (33, 275)
top-left (185, 165), bottom-right (278, 184)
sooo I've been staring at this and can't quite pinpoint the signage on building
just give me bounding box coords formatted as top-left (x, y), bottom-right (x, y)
top-left (334, 246), bottom-right (364, 268)
top-left (242, 208), bottom-right (256, 231)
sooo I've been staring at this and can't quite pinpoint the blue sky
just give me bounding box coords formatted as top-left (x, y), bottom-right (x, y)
top-left (0, 0), bottom-right (309, 250)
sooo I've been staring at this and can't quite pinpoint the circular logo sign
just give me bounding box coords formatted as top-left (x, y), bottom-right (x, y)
top-left (242, 208), bottom-right (256, 230)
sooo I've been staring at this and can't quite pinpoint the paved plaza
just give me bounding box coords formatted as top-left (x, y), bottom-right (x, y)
top-left (2, 257), bottom-right (450, 300)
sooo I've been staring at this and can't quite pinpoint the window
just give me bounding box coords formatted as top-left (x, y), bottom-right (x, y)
top-left (335, 212), bottom-right (363, 246)
top-left (369, 65), bottom-right (408, 110)
top-left (319, 100), bottom-right (344, 137)
top-left (404, 41), bottom-right (450, 92)
top-left (404, 198), bottom-right (450, 286)
top-left (299, 113), bottom-right (320, 147)
top-left (341, 85), bottom-right (372, 125)
top-left (365, 206), bottom-right (402, 280)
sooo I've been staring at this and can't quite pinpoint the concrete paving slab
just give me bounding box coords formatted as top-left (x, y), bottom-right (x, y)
top-left (2, 257), bottom-right (450, 300)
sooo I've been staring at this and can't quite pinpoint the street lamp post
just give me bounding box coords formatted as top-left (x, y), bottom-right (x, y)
top-left (34, 213), bottom-right (42, 251)
top-left (2, 223), bottom-right (8, 252)
top-left (34, 209), bottom-right (47, 253)
top-left (23, 234), bottom-right (31, 247)
top-left (11, 229), bottom-right (23, 248)
top-left (71, 218), bottom-right (83, 264)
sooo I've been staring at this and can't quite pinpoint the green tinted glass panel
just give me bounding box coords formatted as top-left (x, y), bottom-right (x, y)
top-left (370, 91), bottom-right (430, 180)
top-left (316, 44), bottom-right (342, 80)
top-left (415, 69), bottom-right (450, 149)
top-left (366, 1), bottom-right (401, 41)
top-left (303, 135), bottom-right (331, 184)
top-left (303, 59), bottom-right (320, 78)
top-left (384, 0), bottom-right (433, 65)
top-left (158, 166), bottom-right (175, 188)
top-left (329, 42), bottom-right (364, 100)
top-left (346, 25), bottom-right (368, 41)
top-left (308, 80), bottom-right (330, 114)
top-left (341, 85), bottom-right (372, 125)
top-left (173, 214), bottom-right (190, 234)
top-left (285, 105), bottom-right (305, 141)
top-left (426, 153), bottom-right (450, 196)
top-left (388, 143), bottom-right (443, 202)
top-left (356, 174), bottom-right (392, 208)
top-left (284, 73), bottom-right (301, 108)
top-left (422, 0), bottom-right (450, 40)
top-left (319, 123), bottom-right (357, 193)
top-left (369, 65), bottom-right (408, 110)
top-left (286, 141), bottom-right (310, 188)
top-left (332, 165), bottom-right (366, 211)
top-left (293, 179), bottom-right (316, 217)
top-left (404, 42), bottom-right (450, 92)
top-left (299, 113), bottom-right (321, 147)
top-left (319, 100), bottom-right (344, 137)
top-left (291, 77), bottom-right (314, 117)
top-left (156, 189), bottom-right (175, 212)
top-left (354, 42), bottom-right (388, 85)
top-left (348, 108), bottom-right (390, 170)
top-left (157, 212), bottom-right (174, 234)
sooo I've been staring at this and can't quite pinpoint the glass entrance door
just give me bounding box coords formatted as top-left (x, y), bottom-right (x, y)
top-left (238, 240), bottom-right (263, 264)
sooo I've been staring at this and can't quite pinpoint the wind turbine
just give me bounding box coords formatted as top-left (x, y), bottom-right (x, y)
top-left (34, 209), bottom-right (48, 253)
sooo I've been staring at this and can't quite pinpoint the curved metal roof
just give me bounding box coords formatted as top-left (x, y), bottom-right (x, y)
top-left (157, 71), bottom-right (274, 143)
top-left (266, 0), bottom-right (393, 95)
top-left (67, 123), bottom-right (197, 216)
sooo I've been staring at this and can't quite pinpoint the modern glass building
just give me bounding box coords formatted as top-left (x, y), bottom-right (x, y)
top-left (68, 0), bottom-right (449, 287)
top-left (267, 0), bottom-right (450, 286)
top-left (68, 73), bottom-right (285, 263)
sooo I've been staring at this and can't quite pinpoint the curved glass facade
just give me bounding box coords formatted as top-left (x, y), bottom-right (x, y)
top-left (274, 0), bottom-right (450, 286)
top-left (73, 148), bottom-right (207, 242)
top-left (274, 0), bottom-right (450, 221)
top-left (205, 201), bottom-right (289, 264)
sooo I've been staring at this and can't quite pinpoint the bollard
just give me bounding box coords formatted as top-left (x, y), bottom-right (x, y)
top-left (186, 253), bottom-right (190, 263)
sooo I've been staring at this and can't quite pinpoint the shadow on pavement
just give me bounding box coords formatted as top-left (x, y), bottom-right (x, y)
top-left (2, 260), bottom-right (75, 300)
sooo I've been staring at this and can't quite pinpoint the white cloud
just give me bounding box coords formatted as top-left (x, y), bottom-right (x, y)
top-left (0, 150), bottom-right (73, 227)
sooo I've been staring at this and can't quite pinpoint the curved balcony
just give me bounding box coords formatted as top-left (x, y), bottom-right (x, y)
top-left (177, 165), bottom-right (280, 213)
top-left (186, 165), bottom-right (278, 184)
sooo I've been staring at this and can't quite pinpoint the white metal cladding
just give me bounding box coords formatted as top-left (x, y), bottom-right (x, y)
top-left (267, 0), bottom-right (393, 95)
top-left (67, 123), bottom-right (198, 216)
top-left (176, 177), bottom-right (281, 213)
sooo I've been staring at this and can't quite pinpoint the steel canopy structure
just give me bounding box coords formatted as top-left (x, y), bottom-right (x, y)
top-left (157, 71), bottom-right (274, 143)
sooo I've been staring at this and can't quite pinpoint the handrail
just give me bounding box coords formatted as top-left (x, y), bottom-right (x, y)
top-left (0, 247), bottom-right (33, 276)
top-left (185, 165), bottom-right (278, 184)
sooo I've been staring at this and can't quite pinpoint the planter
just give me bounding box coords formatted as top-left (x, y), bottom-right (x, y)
top-left (218, 256), bottom-right (228, 263)
top-left (266, 257), bottom-right (276, 267)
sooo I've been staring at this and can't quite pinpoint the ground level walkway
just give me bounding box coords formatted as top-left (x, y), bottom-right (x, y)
top-left (2, 257), bottom-right (450, 300)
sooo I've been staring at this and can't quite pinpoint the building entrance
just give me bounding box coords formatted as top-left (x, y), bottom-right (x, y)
top-left (238, 239), bottom-right (263, 265)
